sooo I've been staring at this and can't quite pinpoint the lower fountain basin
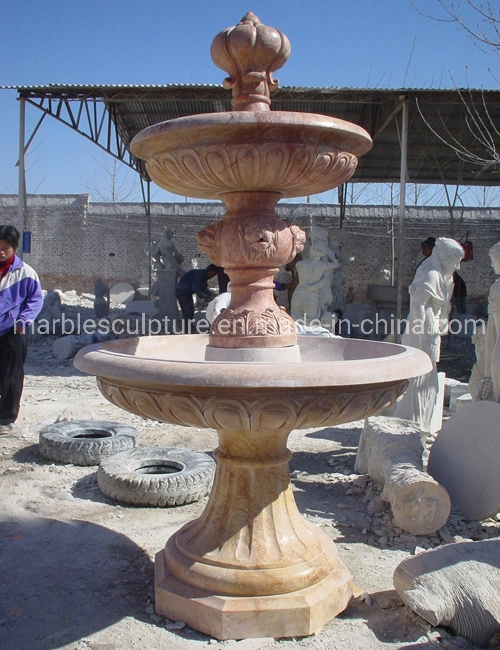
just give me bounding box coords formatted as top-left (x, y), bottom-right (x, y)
top-left (74, 334), bottom-right (431, 639)
top-left (74, 335), bottom-right (431, 429)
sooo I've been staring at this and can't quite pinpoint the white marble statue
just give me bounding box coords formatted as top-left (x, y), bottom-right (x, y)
top-left (151, 227), bottom-right (184, 277)
top-left (291, 246), bottom-right (338, 326)
top-left (206, 282), bottom-right (232, 323)
top-left (291, 226), bottom-right (340, 326)
top-left (389, 237), bottom-right (464, 433)
top-left (327, 235), bottom-right (345, 314)
top-left (470, 242), bottom-right (500, 402)
top-left (469, 329), bottom-right (487, 399)
top-left (140, 241), bottom-right (159, 285)
top-left (310, 226), bottom-right (340, 310)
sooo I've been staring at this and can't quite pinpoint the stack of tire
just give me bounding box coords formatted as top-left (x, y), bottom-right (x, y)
top-left (38, 420), bottom-right (215, 507)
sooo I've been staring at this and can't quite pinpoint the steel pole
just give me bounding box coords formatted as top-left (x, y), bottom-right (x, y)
top-left (396, 100), bottom-right (409, 343)
top-left (17, 96), bottom-right (26, 259)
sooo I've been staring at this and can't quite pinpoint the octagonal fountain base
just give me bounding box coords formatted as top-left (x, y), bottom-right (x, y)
top-left (155, 549), bottom-right (352, 640)
top-left (75, 334), bottom-right (431, 640)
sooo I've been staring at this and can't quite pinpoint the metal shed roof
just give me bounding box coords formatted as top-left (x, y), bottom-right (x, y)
top-left (10, 84), bottom-right (500, 186)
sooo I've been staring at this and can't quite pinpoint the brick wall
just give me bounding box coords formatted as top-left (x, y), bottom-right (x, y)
top-left (1, 194), bottom-right (499, 302)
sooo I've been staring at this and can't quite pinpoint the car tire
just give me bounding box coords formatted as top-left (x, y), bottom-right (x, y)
top-left (97, 446), bottom-right (216, 507)
top-left (38, 420), bottom-right (139, 466)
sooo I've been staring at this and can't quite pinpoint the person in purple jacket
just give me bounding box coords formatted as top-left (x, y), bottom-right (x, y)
top-left (0, 225), bottom-right (43, 434)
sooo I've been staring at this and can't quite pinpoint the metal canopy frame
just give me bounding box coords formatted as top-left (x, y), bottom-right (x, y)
top-left (8, 83), bottom-right (500, 337)
top-left (11, 83), bottom-right (500, 186)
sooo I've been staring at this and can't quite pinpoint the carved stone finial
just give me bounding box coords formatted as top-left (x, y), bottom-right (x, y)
top-left (210, 12), bottom-right (291, 112)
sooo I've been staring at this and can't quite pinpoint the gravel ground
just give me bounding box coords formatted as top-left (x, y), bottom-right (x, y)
top-left (1, 295), bottom-right (498, 650)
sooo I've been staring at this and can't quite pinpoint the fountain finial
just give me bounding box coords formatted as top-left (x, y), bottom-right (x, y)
top-left (211, 12), bottom-right (291, 111)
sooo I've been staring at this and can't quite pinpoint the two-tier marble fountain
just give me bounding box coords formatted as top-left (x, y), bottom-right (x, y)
top-left (74, 13), bottom-right (431, 640)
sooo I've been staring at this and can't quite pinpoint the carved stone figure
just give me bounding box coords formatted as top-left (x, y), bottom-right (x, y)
top-left (389, 237), bottom-right (464, 433)
top-left (290, 226), bottom-right (340, 326)
top-left (206, 282), bottom-right (232, 323)
top-left (327, 235), bottom-right (345, 313)
top-left (309, 226), bottom-right (340, 311)
top-left (140, 242), bottom-right (159, 286)
top-left (468, 328), bottom-right (488, 399)
top-left (469, 242), bottom-right (500, 402)
top-left (290, 246), bottom-right (338, 326)
top-left (151, 227), bottom-right (184, 277)
top-left (35, 290), bottom-right (64, 335)
top-left (394, 539), bottom-right (500, 646)
top-left (94, 278), bottom-right (110, 319)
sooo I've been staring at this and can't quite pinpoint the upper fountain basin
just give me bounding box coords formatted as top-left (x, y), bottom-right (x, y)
top-left (74, 335), bottom-right (430, 389)
top-left (130, 111), bottom-right (372, 200)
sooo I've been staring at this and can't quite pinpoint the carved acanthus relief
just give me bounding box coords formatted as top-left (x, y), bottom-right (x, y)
top-left (97, 378), bottom-right (407, 431)
top-left (146, 144), bottom-right (358, 199)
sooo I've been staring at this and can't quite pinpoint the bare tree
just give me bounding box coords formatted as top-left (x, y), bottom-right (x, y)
top-left (416, 91), bottom-right (500, 173)
top-left (464, 184), bottom-right (500, 204)
top-left (83, 152), bottom-right (141, 202)
top-left (414, 1), bottom-right (500, 55)
top-left (412, 2), bottom-right (500, 174)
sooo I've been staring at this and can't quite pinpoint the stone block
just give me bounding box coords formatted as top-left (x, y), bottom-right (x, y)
top-left (110, 282), bottom-right (135, 304)
top-left (449, 382), bottom-right (470, 412)
top-left (427, 401), bottom-right (500, 520)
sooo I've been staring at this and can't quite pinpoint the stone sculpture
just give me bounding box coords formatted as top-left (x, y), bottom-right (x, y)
top-left (427, 400), bottom-right (500, 521)
top-left (291, 226), bottom-right (340, 327)
top-left (94, 278), bottom-right (110, 319)
top-left (140, 242), bottom-right (158, 286)
top-left (327, 236), bottom-right (345, 314)
top-left (148, 228), bottom-right (184, 323)
top-left (389, 237), bottom-right (464, 433)
top-left (151, 227), bottom-right (184, 277)
top-left (206, 282), bottom-right (232, 323)
top-left (190, 253), bottom-right (201, 269)
top-left (355, 416), bottom-right (450, 535)
top-left (394, 538), bottom-right (500, 646)
top-left (36, 290), bottom-right (63, 334)
top-left (469, 241), bottom-right (500, 402)
top-left (468, 328), bottom-right (486, 398)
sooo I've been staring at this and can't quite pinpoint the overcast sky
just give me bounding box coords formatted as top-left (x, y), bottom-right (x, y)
top-left (0, 0), bottom-right (497, 201)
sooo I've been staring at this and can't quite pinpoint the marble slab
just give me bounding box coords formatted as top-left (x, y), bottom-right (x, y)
top-left (427, 401), bottom-right (500, 520)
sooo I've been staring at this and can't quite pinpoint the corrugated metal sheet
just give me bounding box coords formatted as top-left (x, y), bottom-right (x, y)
top-left (5, 84), bottom-right (500, 185)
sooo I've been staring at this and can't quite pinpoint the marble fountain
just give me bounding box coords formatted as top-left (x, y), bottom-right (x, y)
top-left (74, 13), bottom-right (431, 640)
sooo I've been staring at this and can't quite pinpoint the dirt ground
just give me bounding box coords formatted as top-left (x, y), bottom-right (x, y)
top-left (1, 303), bottom-right (499, 650)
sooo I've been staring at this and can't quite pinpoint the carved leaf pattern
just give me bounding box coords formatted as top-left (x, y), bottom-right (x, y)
top-left (210, 307), bottom-right (294, 337)
top-left (145, 145), bottom-right (358, 198)
top-left (97, 378), bottom-right (407, 432)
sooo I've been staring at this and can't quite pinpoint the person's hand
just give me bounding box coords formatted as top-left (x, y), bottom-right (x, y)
top-left (15, 323), bottom-right (25, 334)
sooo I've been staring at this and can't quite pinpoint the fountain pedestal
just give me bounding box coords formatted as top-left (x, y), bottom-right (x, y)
top-left (155, 389), bottom-right (356, 639)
